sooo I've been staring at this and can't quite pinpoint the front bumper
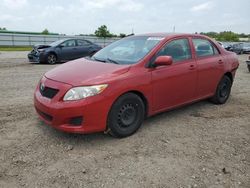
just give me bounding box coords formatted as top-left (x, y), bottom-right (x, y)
top-left (28, 53), bottom-right (40, 62)
top-left (28, 51), bottom-right (47, 63)
top-left (34, 77), bottom-right (113, 134)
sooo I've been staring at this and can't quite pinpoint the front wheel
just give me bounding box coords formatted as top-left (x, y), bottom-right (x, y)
top-left (107, 93), bottom-right (145, 138)
top-left (210, 75), bottom-right (232, 104)
top-left (47, 53), bottom-right (57, 64)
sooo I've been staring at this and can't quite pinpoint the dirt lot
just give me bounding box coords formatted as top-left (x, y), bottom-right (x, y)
top-left (0, 51), bottom-right (249, 188)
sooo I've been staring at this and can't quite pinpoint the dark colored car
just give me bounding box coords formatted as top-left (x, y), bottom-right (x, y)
top-left (34, 33), bottom-right (239, 138)
top-left (242, 43), bottom-right (250, 54)
top-left (218, 41), bottom-right (233, 51)
top-left (28, 39), bottom-right (102, 64)
top-left (230, 43), bottom-right (243, 54)
top-left (230, 43), bottom-right (250, 54)
top-left (246, 56), bottom-right (250, 72)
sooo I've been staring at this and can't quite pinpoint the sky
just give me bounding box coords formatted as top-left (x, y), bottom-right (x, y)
top-left (0, 0), bottom-right (249, 35)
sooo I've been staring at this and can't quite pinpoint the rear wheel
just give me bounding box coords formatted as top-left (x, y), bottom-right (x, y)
top-left (107, 93), bottom-right (145, 138)
top-left (47, 53), bottom-right (57, 64)
top-left (248, 65), bottom-right (250, 72)
top-left (210, 75), bottom-right (232, 104)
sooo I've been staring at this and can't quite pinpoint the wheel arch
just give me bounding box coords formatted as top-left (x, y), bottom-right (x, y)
top-left (224, 72), bottom-right (233, 82)
top-left (113, 90), bottom-right (149, 118)
top-left (48, 51), bottom-right (57, 58)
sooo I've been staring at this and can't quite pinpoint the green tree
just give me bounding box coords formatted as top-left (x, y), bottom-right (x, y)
top-left (42, 28), bottom-right (49, 35)
top-left (201, 31), bottom-right (218, 38)
top-left (94, 25), bottom-right (112, 38)
top-left (0, 27), bottom-right (7, 30)
top-left (201, 31), bottom-right (240, 42)
top-left (216, 31), bottom-right (239, 42)
top-left (119, 33), bottom-right (126, 38)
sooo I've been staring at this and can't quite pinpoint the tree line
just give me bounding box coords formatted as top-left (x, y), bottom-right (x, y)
top-left (1, 26), bottom-right (249, 41)
top-left (200, 31), bottom-right (250, 42)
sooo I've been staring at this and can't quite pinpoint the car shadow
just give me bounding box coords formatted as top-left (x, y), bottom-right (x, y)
top-left (30, 62), bottom-right (61, 65)
top-left (36, 99), bottom-right (213, 144)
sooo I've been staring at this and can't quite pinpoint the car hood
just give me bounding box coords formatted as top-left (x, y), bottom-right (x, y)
top-left (34, 44), bottom-right (51, 50)
top-left (45, 58), bottom-right (131, 86)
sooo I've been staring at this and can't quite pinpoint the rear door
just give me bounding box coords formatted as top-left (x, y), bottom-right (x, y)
top-left (152, 38), bottom-right (197, 112)
top-left (191, 38), bottom-right (224, 98)
top-left (76, 40), bottom-right (93, 58)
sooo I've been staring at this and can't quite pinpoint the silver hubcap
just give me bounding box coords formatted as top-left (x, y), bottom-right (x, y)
top-left (48, 55), bottom-right (56, 64)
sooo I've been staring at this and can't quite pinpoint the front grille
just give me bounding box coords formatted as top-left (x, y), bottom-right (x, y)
top-left (40, 85), bottom-right (59, 99)
top-left (36, 108), bottom-right (53, 122)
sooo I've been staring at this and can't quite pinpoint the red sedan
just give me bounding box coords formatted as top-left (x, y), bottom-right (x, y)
top-left (34, 33), bottom-right (239, 137)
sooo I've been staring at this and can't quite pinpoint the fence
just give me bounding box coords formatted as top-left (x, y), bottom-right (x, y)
top-left (0, 33), bottom-right (120, 47)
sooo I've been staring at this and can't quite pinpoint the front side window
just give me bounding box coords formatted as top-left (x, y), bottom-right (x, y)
top-left (61, 40), bottom-right (76, 47)
top-left (193, 38), bottom-right (219, 57)
top-left (156, 38), bottom-right (192, 62)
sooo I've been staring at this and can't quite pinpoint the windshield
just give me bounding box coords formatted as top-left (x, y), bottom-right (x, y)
top-left (92, 36), bottom-right (164, 65)
top-left (50, 39), bottom-right (65, 47)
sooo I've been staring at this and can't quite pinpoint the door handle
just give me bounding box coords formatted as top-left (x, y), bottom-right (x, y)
top-left (189, 64), bottom-right (195, 70)
top-left (218, 59), bottom-right (223, 64)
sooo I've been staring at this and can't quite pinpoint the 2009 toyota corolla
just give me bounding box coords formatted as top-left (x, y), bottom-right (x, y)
top-left (34, 33), bottom-right (239, 138)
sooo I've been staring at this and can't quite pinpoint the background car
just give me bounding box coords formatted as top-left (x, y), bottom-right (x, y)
top-left (242, 43), bottom-right (250, 54)
top-left (230, 42), bottom-right (250, 54)
top-left (28, 39), bottom-right (102, 64)
top-left (246, 56), bottom-right (250, 72)
top-left (217, 41), bottom-right (233, 51)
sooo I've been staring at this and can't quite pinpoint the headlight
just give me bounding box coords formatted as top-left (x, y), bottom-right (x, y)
top-left (63, 84), bottom-right (108, 101)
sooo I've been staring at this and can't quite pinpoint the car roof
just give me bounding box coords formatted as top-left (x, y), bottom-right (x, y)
top-left (58, 38), bottom-right (90, 41)
top-left (135, 33), bottom-right (205, 38)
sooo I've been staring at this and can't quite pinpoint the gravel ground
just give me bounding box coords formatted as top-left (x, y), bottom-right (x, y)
top-left (0, 51), bottom-right (249, 188)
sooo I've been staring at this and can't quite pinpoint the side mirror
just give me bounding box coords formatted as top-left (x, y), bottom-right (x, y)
top-left (154, 56), bottom-right (173, 67)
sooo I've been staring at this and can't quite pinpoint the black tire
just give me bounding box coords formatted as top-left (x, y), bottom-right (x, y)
top-left (248, 65), bottom-right (250, 72)
top-left (47, 53), bottom-right (57, 64)
top-left (107, 93), bottom-right (145, 138)
top-left (210, 75), bottom-right (232, 104)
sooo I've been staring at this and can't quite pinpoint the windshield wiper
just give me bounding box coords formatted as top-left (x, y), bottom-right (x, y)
top-left (106, 58), bottom-right (119, 64)
top-left (92, 56), bottom-right (106, 63)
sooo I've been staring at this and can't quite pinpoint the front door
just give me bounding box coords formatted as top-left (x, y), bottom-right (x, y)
top-left (152, 38), bottom-right (197, 112)
top-left (59, 39), bottom-right (78, 60)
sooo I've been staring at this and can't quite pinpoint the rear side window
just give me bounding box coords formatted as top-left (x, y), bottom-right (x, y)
top-left (77, 40), bottom-right (92, 46)
top-left (157, 38), bottom-right (192, 62)
top-left (193, 38), bottom-right (219, 57)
